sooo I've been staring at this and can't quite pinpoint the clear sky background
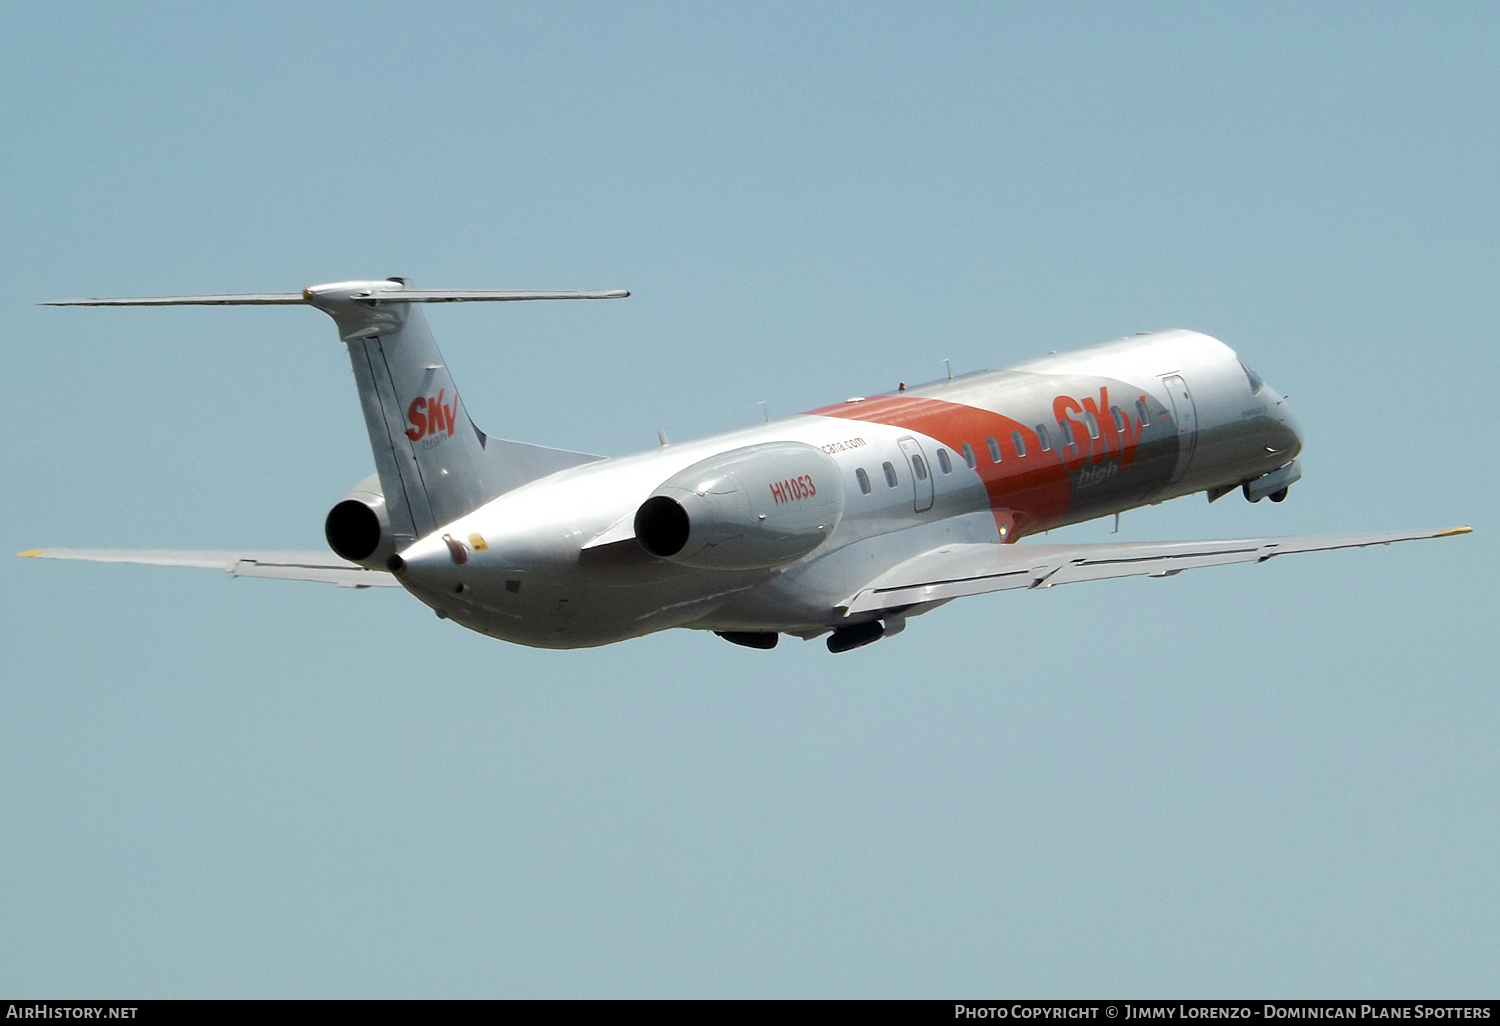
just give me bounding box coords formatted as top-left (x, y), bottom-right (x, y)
top-left (2, 1), bottom-right (1495, 998)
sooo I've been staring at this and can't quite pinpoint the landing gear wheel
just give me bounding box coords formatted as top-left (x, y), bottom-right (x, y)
top-left (1269, 488), bottom-right (1288, 503)
top-left (1242, 482), bottom-right (1261, 503)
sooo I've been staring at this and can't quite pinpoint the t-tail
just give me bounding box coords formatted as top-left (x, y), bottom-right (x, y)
top-left (45, 278), bottom-right (628, 547)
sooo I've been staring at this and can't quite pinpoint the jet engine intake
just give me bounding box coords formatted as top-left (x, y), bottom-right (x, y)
top-left (634, 442), bottom-right (845, 570)
top-left (324, 474), bottom-right (395, 567)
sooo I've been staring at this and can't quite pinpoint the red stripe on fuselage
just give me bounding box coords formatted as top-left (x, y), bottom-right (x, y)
top-left (809, 395), bottom-right (1071, 538)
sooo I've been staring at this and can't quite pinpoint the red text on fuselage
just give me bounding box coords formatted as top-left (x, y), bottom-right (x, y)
top-left (1051, 387), bottom-right (1147, 472)
top-left (770, 476), bottom-right (817, 504)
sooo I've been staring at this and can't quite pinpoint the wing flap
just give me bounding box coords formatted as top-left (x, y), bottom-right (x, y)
top-left (843, 527), bottom-right (1471, 615)
top-left (18, 548), bottom-right (402, 588)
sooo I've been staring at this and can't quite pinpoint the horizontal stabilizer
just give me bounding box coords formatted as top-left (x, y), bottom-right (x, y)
top-left (363, 289), bottom-right (629, 303)
top-left (43, 288), bottom-right (628, 307)
top-left (17, 548), bottom-right (402, 588)
top-left (44, 294), bottom-right (306, 306)
top-left (843, 526), bottom-right (1472, 615)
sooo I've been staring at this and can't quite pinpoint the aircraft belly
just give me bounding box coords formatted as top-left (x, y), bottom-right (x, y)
top-left (696, 511), bottom-right (1004, 631)
top-left (442, 563), bottom-right (774, 648)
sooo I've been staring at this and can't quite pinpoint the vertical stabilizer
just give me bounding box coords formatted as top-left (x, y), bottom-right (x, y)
top-left (305, 280), bottom-right (606, 546)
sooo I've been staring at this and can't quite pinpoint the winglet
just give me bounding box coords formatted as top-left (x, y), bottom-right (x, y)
top-left (16, 549), bottom-right (42, 557)
top-left (1435, 525), bottom-right (1473, 537)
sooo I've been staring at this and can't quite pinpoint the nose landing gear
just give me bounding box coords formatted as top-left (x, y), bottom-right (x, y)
top-left (1243, 459), bottom-right (1301, 503)
top-left (1243, 482), bottom-right (1291, 503)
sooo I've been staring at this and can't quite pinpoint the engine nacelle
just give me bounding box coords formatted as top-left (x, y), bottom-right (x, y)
top-left (324, 473), bottom-right (395, 568)
top-left (634, 442), bottom-right (845, 570)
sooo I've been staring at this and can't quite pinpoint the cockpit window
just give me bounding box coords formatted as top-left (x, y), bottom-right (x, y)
top-left (1240, 360), bottom-right (1265, 394)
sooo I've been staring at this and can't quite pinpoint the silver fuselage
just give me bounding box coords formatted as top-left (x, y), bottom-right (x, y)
top-left (396, 330), bottom-right (1301, 647)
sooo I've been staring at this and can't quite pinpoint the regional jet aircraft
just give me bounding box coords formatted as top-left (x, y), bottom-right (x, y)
top-left (23, 279), bottom-right (1469, 652)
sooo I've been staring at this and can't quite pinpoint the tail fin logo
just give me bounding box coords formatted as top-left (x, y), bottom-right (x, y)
top-left (405, 388), bottom-right (458, 442)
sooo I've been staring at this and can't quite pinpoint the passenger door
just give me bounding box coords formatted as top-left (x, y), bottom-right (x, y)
top-left (898, 437), bottom-right (935, 512)
top-left (1161, 374), bottom-right (1198, 483)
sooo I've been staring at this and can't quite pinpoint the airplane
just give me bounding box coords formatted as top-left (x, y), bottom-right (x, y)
top-left (22, 278), bottom-right (1470, 653)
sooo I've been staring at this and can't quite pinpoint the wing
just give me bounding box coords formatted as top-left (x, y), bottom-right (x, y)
top-left (842, 526), bottom-right (1472, 616)
top-left (17, 548), bottom-right (402, 588)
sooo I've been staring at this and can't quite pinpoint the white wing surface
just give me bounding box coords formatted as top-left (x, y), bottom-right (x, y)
top-left (842, 526), bottom-right (1471, 616)
top-left (17, 548), bottom-right (402, 588)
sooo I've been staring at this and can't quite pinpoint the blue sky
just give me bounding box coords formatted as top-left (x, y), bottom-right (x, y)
top-left (2, 1), bottom-right (1495, 997)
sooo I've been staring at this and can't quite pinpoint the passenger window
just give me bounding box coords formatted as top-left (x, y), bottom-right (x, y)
top-left (1011, 430), bottom-right (1027, 458)
top-left (1085, 412), bottom-right (1100, 439)
top-left (912, 454), bottom-right (929, 481)
top-left (961, 442), bottom-right (977, 469)
top-left (883, 461), bottom-right (898, 488)
top-left (855, 467), bottom-right (872, 495)
top-left (987, 436), bottom-right (1002, 463)
top-left (1059, 419), bottom-right (1075, 447)
top-left (1036, 424), bottom-right (1051, 451)
top-left (1136, 398), bottom-right (1150, 427)
top-left (1111, 406), bottom-right (1124, 432)
top-left (936, 448), bottom-right (952, 474)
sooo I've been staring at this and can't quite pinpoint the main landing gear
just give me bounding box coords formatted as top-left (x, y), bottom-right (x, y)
top-left (714, 631), bottom-right (778, 649)
top-left (715, 617), bottom-right (906, 653)
top-left (826, 620), bottom-right (885, 653)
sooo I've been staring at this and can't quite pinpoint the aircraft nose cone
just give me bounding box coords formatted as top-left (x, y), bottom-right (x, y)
top-left (1270, 390), bottom-right (1303, 458)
